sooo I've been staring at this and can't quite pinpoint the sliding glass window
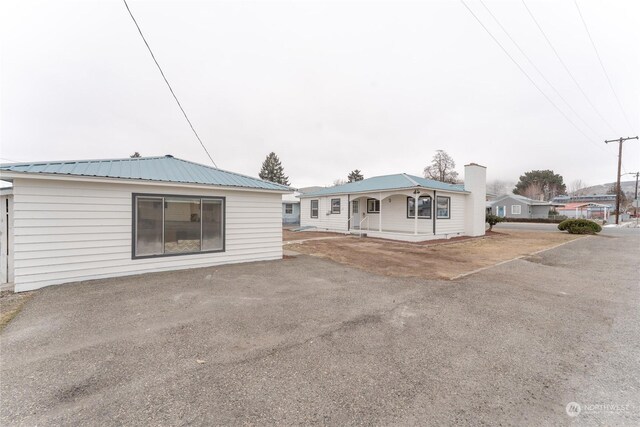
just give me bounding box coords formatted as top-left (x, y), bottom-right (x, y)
top-left (134, 194), bottom-right (225, 258)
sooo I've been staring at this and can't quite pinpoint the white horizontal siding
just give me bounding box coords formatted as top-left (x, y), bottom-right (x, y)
top-left (434, 193), bottom-right (465, 235)
top-left (12, 178), bottom-right (283, 291)
top-left (299, 196), bottom-right (348, 231)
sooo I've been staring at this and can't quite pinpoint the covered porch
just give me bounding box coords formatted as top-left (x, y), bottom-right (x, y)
top-left (346, 189), bottom-right (461, 242)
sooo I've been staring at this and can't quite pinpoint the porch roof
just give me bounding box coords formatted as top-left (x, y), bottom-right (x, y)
top-left (300, 173), bottom-right (466, 197)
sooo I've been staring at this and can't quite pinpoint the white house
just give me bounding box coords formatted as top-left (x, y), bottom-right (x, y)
top-left (0, 155), bottom-right (290, 292)
top-left (299, 163), bottom-right (486, 242)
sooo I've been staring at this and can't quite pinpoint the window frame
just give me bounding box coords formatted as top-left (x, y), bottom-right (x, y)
top-left (331, 198), bottom-right (341, 214)
top-left (352, 200), bottom-right (359, 214)
top-left (310, 199), bottom-right (319, 218)
top-left (367, 198), bottom-right (380, 213)
top-left (436, 196), bottom-right (451, 219)
top-left (511, 204), bottom-right (522, 215)
top-left (284, 203), bottom-right (293, 214)
top-left (406, 196), bottom-right (432, 219)
top-left (131, 193), bottom-right (226, 260)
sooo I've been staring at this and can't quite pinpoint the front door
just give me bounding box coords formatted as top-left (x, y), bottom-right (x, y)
top-left (497, 205), bottom-right (505, 217)
top-left (351, 200), bottom-right (360, 229)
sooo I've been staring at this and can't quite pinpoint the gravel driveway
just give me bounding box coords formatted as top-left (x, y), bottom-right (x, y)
top-left (1, 229), bottom-right (638, 425)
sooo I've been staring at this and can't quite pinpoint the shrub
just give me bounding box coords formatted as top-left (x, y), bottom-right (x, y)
top-left (486, 214), bottom-right (503, 231)
top-left (557, 219), bottom-right (602, 234)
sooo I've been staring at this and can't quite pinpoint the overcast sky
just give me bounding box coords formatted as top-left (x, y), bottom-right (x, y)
top-left (1, 0), bottom-right (638, 189)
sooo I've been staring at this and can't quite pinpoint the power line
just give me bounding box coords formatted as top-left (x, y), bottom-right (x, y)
top-left (521, 0), bottom-right (618, 135)
top-left (122, 0), bottom-right (218, 168)
top-left (459, 0), bottom-right (608, 155)
top-left (478, 0), bottom-right (604, 141)
top-left (574, 0), bottom-right (636, 134)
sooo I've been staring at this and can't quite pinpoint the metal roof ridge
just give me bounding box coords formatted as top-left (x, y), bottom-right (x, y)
top-left (171, 157), bottom-right (291, 190)
top-left (401, 173), bottom-right (420, 187)
top-left (0, 155), bottom-right (168, 167)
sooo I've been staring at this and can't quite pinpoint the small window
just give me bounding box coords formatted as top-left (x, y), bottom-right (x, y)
top-left (436, 196), bottom-right (450, 219)
top-left (285, 203), bottom-right (293, 214)
top-left (331, 198), bottom-right (341, 214)
top-left (352, 200), bottom-right (359, 214)
top-left (367, 198), bottom-right (380, 213)
top-left (511, 205), bottom-right (522, 215)
top-left (407, 196), bottom-right (431, 218)
top-left (311, 200), bottom-right (319, 218)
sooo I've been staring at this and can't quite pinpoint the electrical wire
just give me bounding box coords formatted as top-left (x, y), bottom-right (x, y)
top-left (521, 0), bottom-right (618, 135)
top-left (122, 0), bottom-right (218, 168)
top-left (459, 0), bottom-right (608, 155)
top-left (574, 0), bottom-right (636, 134)
top-left (479, 0), bottom-right (604, 141)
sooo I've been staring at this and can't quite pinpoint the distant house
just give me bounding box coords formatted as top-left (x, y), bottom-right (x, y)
top-left (488, 194), bottom-right (557, 219)
top-left (0, 155), bottom-right (290, 292)
top-left (298, 164), bottom-right (486, 242)
top-left (552, 194), bottom-right (616, 205)
top-left (282, 192), bottom-right (300, 225)
top-left (556, 202), bottom-right (611, 220)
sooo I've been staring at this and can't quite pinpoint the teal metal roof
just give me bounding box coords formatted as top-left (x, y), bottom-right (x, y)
top-left (0, 155), bottom-right (290, 191)
top-left (301, 173), bottom-right (466, 197)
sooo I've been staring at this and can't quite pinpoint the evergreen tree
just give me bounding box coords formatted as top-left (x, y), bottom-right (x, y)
top-left (348, 170), bottom-right (364, 182)
top-left (259, 152), bottom-right (290, 186)
top-left (513, 170), bottom-right (566, 201)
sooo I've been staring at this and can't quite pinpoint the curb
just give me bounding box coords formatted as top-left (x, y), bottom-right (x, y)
top-left (449, 236), bottom-right (588, 281)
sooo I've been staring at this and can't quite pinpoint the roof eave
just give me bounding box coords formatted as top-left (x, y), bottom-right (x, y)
top-left (0, 171), bottom-right (291, 194)
top-left (300, 184), bottom-right (468, 198)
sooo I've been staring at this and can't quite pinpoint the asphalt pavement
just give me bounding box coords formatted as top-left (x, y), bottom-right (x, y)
top-left (1, 228), bottom-right (638, 425)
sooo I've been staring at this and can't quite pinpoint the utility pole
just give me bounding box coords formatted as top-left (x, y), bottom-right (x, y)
top-left (622, 171), bottom-right (639, 225)
top-left (605, 136), bottom-right (638, 224)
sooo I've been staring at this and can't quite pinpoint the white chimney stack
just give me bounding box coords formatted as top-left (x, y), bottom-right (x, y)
top-left (464, 163), bottom-right (487, 237)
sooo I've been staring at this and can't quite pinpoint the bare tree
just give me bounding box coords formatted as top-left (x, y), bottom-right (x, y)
top-left (569, 179), bottom-right (589, 196)
top-left (423, 150), bottom-right (459, 184)
top-left (332, 178), bottom-right (347, 186)
top-left (487, 179), bottom-right (513, 197)
top-left (521, 182), bottom-right (544, 200)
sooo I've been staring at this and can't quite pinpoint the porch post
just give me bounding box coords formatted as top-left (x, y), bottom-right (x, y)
top-left (379, 192), bottom-right (382, 232)
top-left (414, 194), bottom-right (418, 235)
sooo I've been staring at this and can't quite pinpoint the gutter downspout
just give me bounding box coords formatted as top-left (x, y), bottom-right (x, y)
top-left (414, 190), bottom-right (418, 235)
top-left (347, 194), bottom-right (351, 231)
top-left (433, 190), bottom-right (436, 235)
top-left (379, 192), bottom-right (382, 232)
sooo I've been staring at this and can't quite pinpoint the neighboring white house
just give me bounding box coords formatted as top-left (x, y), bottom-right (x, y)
top-left (299, 163), bottom-right (486, 242)
top-left (0, 155), bottom-right (290, 292)
top-left (282, 192), bottom-right (301, 225)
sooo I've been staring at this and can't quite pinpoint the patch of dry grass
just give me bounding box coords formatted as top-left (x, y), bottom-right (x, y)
top-left (0, 291), bottom-right (35, 331)
top-left (287, 231), bottom-right (582, 280)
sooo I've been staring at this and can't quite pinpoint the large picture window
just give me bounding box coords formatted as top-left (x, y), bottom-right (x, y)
top-left (436, 196), bottom-right (450, 219)
top-left (133, 194), bottom-right (224, 258)
top-left (407, 196), bottom-right (431, 218)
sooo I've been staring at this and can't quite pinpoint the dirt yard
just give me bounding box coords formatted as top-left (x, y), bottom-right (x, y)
top-left (287, 231), bottom-right (583, 280)
top-left (0, 291), bottom-right (35, 330)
